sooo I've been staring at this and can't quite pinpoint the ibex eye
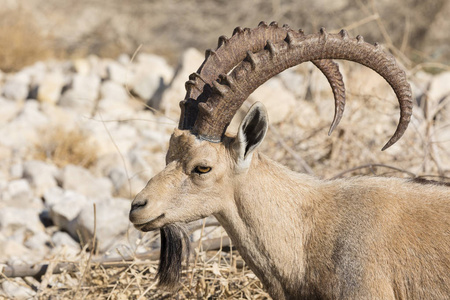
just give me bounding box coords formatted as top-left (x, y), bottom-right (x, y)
top-left (194, 166), bottom-right (212, 174)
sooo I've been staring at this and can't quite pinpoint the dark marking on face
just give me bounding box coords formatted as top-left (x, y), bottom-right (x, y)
top-left (157, 223), bottom-right (191, 289)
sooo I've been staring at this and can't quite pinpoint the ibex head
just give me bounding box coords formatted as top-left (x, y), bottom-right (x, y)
top-left (129, 22), bottom-right (413, 289)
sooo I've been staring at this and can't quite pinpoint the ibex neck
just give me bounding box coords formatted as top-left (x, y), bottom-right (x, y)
top-left (215, 153), bottom-right (326, 299)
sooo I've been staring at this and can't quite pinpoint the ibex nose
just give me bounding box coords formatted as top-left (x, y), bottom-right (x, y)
top-left (130, 198), bottom-right (148, 213)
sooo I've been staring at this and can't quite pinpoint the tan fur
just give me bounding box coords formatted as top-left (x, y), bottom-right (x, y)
top-left (130, 129), bottom-right (450, 300)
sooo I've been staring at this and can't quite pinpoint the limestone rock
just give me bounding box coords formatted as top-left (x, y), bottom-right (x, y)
top-left (0, 97), bottom-right (20, 126)
top-left (0, 207), bottom-right (44, 233)
top-left (2, 179), bottom-right (33, 204)
top-left (61, 165), bottom-right (112, 199)
top-left (2, 73), bottom-right (30, 102)
top-left (106, 61), bottom-right (128, 85)
top-left (23, 160), bottom-right (58, 197)
top-left (129, 53), bottom-right (173, 104)
top-left (159, 48), bottom-right (204, 117)
top-left (44, 187), bottom-right (89, 230)
top-left (69, 197), bottom-right (131, 252)
top-left (52, 231), bottom-right (80, 250)
top-left (37, 71), bottom-right (66, 105)
top-left (428, 71), bottom-right (450, 102)
top-left (59, 73), bottom-right (101, 114)
top-left (2, 279), bottom-right (36, 299)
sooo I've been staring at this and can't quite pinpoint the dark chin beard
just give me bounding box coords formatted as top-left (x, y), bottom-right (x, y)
top-left (157, 223), bottom-right (191, 290)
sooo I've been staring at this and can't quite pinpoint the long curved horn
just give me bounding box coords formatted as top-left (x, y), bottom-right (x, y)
top-left (192, 28), bottom-right (412, 150)
top-left (179, 22), bottom-right (345, 135)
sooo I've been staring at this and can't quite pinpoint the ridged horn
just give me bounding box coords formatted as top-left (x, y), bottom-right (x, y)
top-left (192, 29), bottom-right (413, 151)
top-left (179, 22), bottom-right (346, 134)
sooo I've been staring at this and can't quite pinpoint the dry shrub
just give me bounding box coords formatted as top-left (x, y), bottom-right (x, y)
top-left (0, 9), bottom-right (53, 72)
top-left (261, 63), bottom-right (450, 180)
top-left (33, 127), bottom-right (97, 168)
top-left (3, 235), bottom-right (270, 299)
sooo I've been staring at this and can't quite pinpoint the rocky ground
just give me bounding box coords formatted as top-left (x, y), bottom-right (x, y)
top-left (0, 41), bottom-right (449, 298)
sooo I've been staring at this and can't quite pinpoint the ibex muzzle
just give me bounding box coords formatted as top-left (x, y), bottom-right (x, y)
top-left (129, 22), bottom-right (449, 299)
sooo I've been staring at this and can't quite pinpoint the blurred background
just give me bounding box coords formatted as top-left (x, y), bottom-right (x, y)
top-left (1, 0), bottom-right (449, 71)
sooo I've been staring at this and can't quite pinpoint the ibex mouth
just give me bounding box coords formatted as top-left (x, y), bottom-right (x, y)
top-left (133, 213), bottom-right (166, 232)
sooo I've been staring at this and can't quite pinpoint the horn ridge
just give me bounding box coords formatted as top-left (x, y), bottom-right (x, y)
top-left (192, 32), bottom-right (412, 149)
top-left (179, 22), bottom-right (345, 132)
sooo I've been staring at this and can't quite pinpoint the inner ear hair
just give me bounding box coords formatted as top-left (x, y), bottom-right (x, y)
top-left (243, 108), bottom-right (266, 157)
top-left (238, 102), bottom-right (268, 160)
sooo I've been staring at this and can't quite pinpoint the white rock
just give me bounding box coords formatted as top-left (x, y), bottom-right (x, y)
top-left (278, 68), bottom-right (307, 98)
top-left (23, 231), bottom-right (50, 250)
top-left (23, 160), bottom-right (58, 197)
top-left (9, 100), bottom-right (49, 134)
top-left (428, 71), bottom-right (450, 101)
top-left (159, 48), bottom-right (204, 116)
top-left (347, 64), bottom-right (393, 100)
top-left (140, 128), bottom-right (169, 147)
top-left (37, 71), bottom-right (66, 105)
top-left (73, 58), bottom-right (91, 75)
top-left (43, 186), bottom-right (65, 207)
top-left (128, 149), bottom-right (153, 177)
top-left (108, 167), bottom-right (128, 195)
top-left (69, 197), bottom-right (131, 252)
top-left (88, 121), bottom-right (138, 156)
top-left (22, 61), bottom-right (47, 86)
top-left (113, 124), bottom-right (139, 153)
top-left (97, 98), bottom-right (135, 118)
top-left (0, 97), bottom-right (21, 126)
top-left (39, 101), bottom-right (77, 132)
top-left (49, 244), bottom-right (80, 259)
top-left (90, 152), bottom-right (124, 178)
top-left (130, 71), bottom-right (163, 101)
top-left (2, 279), bottom-right (36, 299)
top-left (126, 53), bottom-right (173, 102)
top-left (0, 179), bottom-right (7, 198)
top-left (1, 180), bottom-right (43, 210)
top-left (2, 73), bottom-right (30, 101)
top-left (410, 71), bottom-right (432, 100)
top-left (0, 101), bottom-right (48, 150)
top-left (16, 100), bottom-right (49, 127)
top-left (0, 238), bottom-right (30, 260)
top-left (61, 165), bottom-right (112, 199)
top-left (44, 187), bottom-right (89, 229)
top-left (88, 55), bottom-right (109, 78)
top-left (135, 53), bottom-right (173, 83)
top-left (52, 231), bottom-right (80, 250)
top-left (100, 80), bottom-right (129, 102)
top-left (9, 163), bottom-right (23, 179)
top-left (106, 61), bottom-right (129, 85)
top-left (117, 54), bottom-right (131, 65)
top-left (232, 77), bottom-right (297, 129)
top-left (59, 73), bottom-right (100, 114)
top-left (97, 81), bottom-right (134, 117)
top-left (4, 179), bottom-right (33, 204)
top-left (131, 110), bottom-right (172, 134)
top-left (0, 207), bottom-right (44, 233)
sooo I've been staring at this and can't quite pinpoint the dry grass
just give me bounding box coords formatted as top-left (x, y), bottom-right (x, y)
top-left (0, 9), bottom-right (53, 72)
top-left (33, 127), bottom-right (98, 168)
top-left (0, 0), bottom-right (449, 70)
top-left (1, 232), bottom-right (271, 299)
top-left (261, 63), bottom-right (450, 181)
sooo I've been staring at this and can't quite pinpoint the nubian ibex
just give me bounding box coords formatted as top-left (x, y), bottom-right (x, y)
top-left (129, 22), bottom-right (450, 299)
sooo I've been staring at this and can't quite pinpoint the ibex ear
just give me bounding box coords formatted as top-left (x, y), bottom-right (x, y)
top-left (234, 102), bottom-right (269, 168)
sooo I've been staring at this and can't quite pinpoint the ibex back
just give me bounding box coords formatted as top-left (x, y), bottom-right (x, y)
top-left (129, 22), bottom-right (450, 300)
